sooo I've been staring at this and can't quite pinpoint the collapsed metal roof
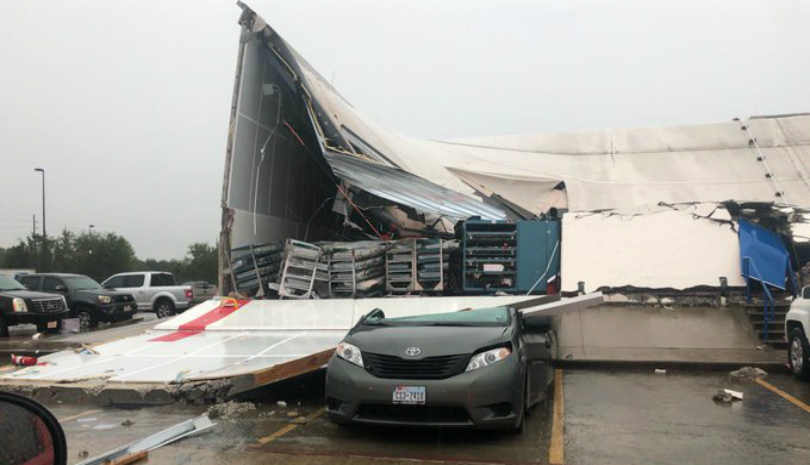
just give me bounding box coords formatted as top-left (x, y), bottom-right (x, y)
top-left (233, 2), bottom-right (810, 216)
top-left (325, 152), bottom-right (507, 221)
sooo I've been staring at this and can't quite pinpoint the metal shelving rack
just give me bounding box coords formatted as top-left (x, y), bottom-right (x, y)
top-left (386, 238), bottom-right (456, 294)
top-left (327, 241), bottom-right (387, 298)
top-left (275, 240), bottom-right (330, 299)
top-left (462, 221), bottom-right (519, 293)
top-left (229, 242), bottom-right (284, 297)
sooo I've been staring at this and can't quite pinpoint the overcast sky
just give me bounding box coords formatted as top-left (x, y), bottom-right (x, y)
top-left (1, 0), bottom-right (809, 259)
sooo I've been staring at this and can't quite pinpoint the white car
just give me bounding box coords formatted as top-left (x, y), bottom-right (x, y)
top-left (786, 287), bottom-right (810, 380)
top-left (102, 272), bottom-right (192, 318)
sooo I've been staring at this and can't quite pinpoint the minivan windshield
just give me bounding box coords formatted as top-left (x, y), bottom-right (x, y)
top-left (364, 306), bottom-right (511, 327)
top-left (64, 276), bottom-right (102, 291)
top-left (0, 275), bottom-right (26, 291)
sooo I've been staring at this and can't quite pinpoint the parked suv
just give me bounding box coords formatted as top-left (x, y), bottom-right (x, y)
top-left (20, 274), bottom-right (137, 330)
top-left (0, 275), bottom-right (69, 336)
top-left (102, 272), bottom-right (192, 318)
top-left (786, 287), bottom-right (810, 381)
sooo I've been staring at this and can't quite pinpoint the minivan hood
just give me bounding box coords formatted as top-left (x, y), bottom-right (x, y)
top-left (346, 325), bottom-right (513, 358)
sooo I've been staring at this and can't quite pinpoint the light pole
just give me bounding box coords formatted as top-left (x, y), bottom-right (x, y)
top-left (34, 168), bottom-right (46, 238)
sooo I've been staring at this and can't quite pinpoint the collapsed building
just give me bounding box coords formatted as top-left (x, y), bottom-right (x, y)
top-left (220, 3), bottom-right (810, 304)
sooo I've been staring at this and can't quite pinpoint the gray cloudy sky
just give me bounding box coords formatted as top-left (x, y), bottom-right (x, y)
top-left (1, 0), bottom-right (809, 259)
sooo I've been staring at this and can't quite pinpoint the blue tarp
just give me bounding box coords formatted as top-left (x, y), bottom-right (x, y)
top-left (738, 219), bottom-right (790, 289)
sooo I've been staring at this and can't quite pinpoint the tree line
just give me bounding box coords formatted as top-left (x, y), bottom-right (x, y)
top-left (0, 230), bottom-right (218, 285)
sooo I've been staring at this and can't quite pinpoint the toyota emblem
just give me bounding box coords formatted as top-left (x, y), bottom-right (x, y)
top-left (405, 347), bottom-right (421, 357)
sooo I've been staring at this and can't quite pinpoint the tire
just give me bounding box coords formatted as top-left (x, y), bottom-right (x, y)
top-left (0, 316), bottom-right (9, 338)
top-left (155, 299), bottom-right (175, 319)
top-left (788, 328), bottom-right (810, 381)
top-left (76, 308), bottom-right (97, 331)
top-left (508, 372), bottom-right (528, 434)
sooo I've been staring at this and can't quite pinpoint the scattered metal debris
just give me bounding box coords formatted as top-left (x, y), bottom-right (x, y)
top-left (76, 414), bottom-right (216, 465)
top-left (713, 388), bottom-right (744, 404)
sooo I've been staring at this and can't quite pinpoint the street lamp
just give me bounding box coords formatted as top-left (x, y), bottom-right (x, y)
top-left (34, 168), bottom-right (46, 238)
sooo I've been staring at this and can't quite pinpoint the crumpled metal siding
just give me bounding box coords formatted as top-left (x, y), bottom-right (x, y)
top-left (324, 152), bottom-right (507, 221)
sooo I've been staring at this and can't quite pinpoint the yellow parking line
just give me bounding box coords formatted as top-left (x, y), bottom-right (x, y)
top-left (58, 409), bottom-right (101, 422)
top-left (755, 378), bottom-right (810, 414)
top-left (258, 407), bottom-right (325, 445)
top-left (549, 368), bottom-right (565, 465)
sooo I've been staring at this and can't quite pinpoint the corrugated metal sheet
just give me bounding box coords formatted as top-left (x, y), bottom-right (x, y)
top-left (324, 152), bottom-right (507, 221)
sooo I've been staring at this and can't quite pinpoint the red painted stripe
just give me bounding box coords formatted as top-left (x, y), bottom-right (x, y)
top-left (149, 330), bottom-right (202, 342)
top-left (149, 300), bottom-right (249, 342)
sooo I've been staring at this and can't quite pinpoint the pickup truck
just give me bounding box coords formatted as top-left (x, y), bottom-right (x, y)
top-left (19, 273), bottom-right (137, 330)
top-left (786, 287), bottom-right (810, 380)
top-left (102, 272), bottom-right (192, 318)
top-left (183, 281), bottom-right (218, 304)
top-left (0, 274), bottom-right (69, 336)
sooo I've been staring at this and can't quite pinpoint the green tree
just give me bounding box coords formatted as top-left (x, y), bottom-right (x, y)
top-left (181, 243), bottom-right (218, 284)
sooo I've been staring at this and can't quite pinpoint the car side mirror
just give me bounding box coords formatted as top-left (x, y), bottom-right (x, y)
top-left (522, 315), bottom-right (552, 333)
top-left (0, 392), bottom-right (68, 465)
top-left (802, 286), bottom-right (810, 299)
top-left (54, 285), bottom-right (67, 293)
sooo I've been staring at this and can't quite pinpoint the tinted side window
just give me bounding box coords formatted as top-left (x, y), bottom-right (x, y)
top-left (150, 274), bottom-right (175, 286)
top-left (104, 276), bottom-right (125, 288)
top-left (20, 276), bottom-right (40, 290)
top-left (122, 275), bottom-right (145, 288)
top-left (42, 277), bottom-right (63, 292)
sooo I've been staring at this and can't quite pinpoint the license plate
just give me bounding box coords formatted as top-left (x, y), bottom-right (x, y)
top-left (124, 305), bottom-right (134, 311)
top-left (47, 321), bottom-right (58, 329)
top-left (393, 386), bottom-right (426, 405)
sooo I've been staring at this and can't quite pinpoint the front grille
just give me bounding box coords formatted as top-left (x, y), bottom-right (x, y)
top-left (365, 353), bottom-right (468, 380)
top-left (113, 294), bottom-right (134, 302)
top-left (31, 298), bottom-right (66, 313)
top-left (357, 404), bottom-right (470, 424)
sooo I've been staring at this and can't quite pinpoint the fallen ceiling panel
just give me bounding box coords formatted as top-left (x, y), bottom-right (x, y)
top-left (1, 295), bottom-right (556, 385)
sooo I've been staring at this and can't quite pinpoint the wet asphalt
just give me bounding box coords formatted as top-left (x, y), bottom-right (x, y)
top-left (6, 367), bottom-right (806, 465)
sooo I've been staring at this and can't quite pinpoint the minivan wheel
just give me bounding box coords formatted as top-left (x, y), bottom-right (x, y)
top-left (76, 309), bottom-right (97, 331)
top-left (155, 299), bottom-right (175, 319)
top-left (788, 328), bottom-right (810, 381)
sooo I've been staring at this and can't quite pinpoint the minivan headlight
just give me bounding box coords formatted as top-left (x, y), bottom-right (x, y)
top-left (12, 298), bottom-right (28, 313)
top-left (98, 295), bottom-right (112, 304)
top-left (336, 342), bottom-right (364, 367)
top-left (466, 347), bottom-right (512, 372)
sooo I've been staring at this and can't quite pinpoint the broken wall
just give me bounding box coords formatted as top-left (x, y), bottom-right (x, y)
top-left (561, 207), bottom-right (745, 292)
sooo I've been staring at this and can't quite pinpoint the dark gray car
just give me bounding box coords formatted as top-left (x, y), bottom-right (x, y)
top-left (325, 306), bottom-right (556, 433)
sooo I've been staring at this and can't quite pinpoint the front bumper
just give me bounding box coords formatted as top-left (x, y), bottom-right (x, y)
top-left (98, 303), bottom-right (138, 321)
top-left (325, 355), bottom-right (523, 429)
top-left (5, 310), bottom-right (70, 325)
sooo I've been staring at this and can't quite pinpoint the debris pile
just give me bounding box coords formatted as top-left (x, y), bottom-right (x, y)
top-left (206, 401), bottom-right (256, 419)
top-left (729, 367), bottom-right (768, 381)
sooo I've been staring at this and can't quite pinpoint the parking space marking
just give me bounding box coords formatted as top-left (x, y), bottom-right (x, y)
top-left (58, 409), bottom-right (101, 422)
top-left (257, 407), bottom-right (325, 445)
top-left (755, 378), bottom-right (810, 414)
top-left (549, 368), bottom-right (564, 465)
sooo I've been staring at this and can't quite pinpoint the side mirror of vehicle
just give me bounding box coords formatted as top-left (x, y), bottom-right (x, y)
top-left (0, 392), bottom-right (67, 465)
top-left (54, 285), bottom-right (68, 293)
top-left (522, 315), bottom-right (552, 333)
top-left (802, 286), bottom-right (810, 299)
